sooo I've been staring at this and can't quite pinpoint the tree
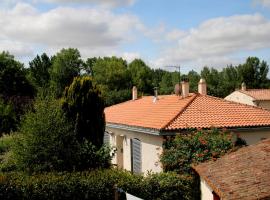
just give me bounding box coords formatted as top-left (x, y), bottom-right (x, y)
top-left (62, 76), bottom-right (105, 148)
top-left (0, 52), bottom-right (34, 133)
top-left (92, 57), bottom-right (131, 105)
top-left (187, 70), bottom-right (200, 93)
top-left (29, 53), bottom-right (52, 89)
top-left (128, 59), bottom-right (153, 94)
top-left (237, 57), bottom-right (270, 88)
top-left (50, 48), bottom-right (82, 97)
top-left (83, 57), bottom-right (97, 75)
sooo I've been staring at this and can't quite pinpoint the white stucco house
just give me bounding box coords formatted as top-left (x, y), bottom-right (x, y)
top-left (105, 80), bottom-right (270, 174)
top-left (193, 138), bottom-right (270, 200)
top-left (225, 83), bottom-right (270, 110)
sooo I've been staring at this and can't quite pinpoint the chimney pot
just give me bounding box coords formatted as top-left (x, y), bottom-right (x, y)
top-left (132, 86), bottom-right (137, 100)
top-left (198, 78), bottom-right (207, 95)
top-left (241, 82), bottom-right (246, 91)
top-left (181, 81), bottom-right (189, 98)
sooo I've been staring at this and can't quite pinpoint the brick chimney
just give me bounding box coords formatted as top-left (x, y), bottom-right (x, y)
top-left (132, 86), bottom-right (137, 100)
top-left (181, 81), bottom-right (189, 98)
top-left (241, 82), bottom-right (246, 91)
top-left (198, 78), bottom-right (207, 95)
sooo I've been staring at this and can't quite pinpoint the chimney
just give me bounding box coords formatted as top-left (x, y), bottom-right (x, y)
top-left (241, 82), bottom-right (246, 91)
top-left (132, 86), bottom-right (137, 100)
top-left (174, 83), bottom-right (181, 95)
top-left (198, 78), bottom-right (207, 95)
top-left (153, 87), bottom-right (159, 103)
top-left (181, 81), bottom-right (189, 98)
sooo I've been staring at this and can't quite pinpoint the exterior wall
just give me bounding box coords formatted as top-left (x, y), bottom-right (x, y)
top-left (236, 129), bottom-right (270, 145)
top-left (106, 127), bottom-right (163, 174)
top-left (257, 100), bottom-right (270, 110)
top-left (200, 178), bottom-right (213, 200)
top-left (225, 91), bottom-right (256, 106)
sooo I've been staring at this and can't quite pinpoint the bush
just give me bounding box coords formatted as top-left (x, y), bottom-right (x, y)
top-left (9, 98), bottom-right (111, 172)
top-left (0, 100), bottom-right (16, 135)
top-left (161, 128), bottom-right (238, 174)
top-left (0, 169), bottom-right (198, 200)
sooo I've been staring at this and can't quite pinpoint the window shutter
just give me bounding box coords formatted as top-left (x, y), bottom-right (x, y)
top-left (131, 138), bottom-right (141, 174)
top-left (103, 131), bottom-right (110, 145)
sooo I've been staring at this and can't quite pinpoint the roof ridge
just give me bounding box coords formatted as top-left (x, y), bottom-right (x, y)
top-left (161, 93), bottom-right (198, 130)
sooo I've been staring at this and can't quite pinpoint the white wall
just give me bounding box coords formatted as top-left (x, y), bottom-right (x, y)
top-left (200, 178), bottom-right (213, 200)
top-left (106, 127), bottom-right (163, 174)
top-left (225, 91), bottom-right (256, 106)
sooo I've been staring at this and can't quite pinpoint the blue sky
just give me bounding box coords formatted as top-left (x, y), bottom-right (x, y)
top-left (0, 0), bottom-right (270, 73)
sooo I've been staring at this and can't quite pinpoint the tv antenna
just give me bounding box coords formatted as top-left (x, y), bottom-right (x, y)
top-left (165, 65), bottom-right (181, 84)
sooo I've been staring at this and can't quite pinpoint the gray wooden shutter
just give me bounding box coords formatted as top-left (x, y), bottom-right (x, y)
top-left (131, 138), bottom-right (141, 174)
top-left (103, 131), bottom-right (110, 145)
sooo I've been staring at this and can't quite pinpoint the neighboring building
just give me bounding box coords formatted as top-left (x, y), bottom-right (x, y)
top-left (225, 83), bottom-right (270, 110)
top-left (193, 138), bottom-right (270, 200)
top-left (105, 80), bottom-right (270, 174)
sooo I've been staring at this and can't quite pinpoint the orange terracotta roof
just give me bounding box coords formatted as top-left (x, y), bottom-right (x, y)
top-left (193, 139), bottom-right (270, 200)
top-left (238, 89), bottom-right (270, 100)
top-left (105, 93), bottom-right (270, 131)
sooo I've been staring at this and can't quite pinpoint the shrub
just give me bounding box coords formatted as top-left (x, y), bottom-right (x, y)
top-left (0, 169), bottom-right (198, 200)
top-left (0, 100), bottom-right (16, 135)
top-left (10, 97), bottom-right (111, 172)
top-left (161, 128), bottom-right (239, 174)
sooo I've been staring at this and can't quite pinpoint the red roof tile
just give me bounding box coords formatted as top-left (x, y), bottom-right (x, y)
top-left (239, 89), bottom-right (270, 100)
top-left (105, 94), bottom-right (270, 131)
top-left (193, 139), bottom-right (270, 200)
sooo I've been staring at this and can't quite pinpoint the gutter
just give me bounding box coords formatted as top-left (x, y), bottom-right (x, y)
top-left (106, 123), bottom-right (161, 135)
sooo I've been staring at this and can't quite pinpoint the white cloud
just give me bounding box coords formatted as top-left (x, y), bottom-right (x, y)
top-left (155, 14), bottom-right (270, 68)
top-left (0, 2), bottom-right (142, 59)
top-left (37, 0), bottom-right (135, 7)
top-left (253, 0), bottom-right (270, 8)
top-left (165, 29), bottom-right (187, 41)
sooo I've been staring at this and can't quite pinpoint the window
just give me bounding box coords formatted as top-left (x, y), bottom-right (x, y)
top-left (103, 131), bottom-right (110, 145)
top-left (131, 138), bottom-right (141, 174)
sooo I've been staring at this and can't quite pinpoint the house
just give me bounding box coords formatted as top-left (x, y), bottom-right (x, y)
top-left (193, 138), bottom-right (270, 200)
top-left (105, 79), bottom-right (270, 174)
top-left (225, 83), bottom-right (270, 110)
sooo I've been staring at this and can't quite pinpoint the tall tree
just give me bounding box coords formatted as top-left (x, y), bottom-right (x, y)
top-left (29, 53), bottom-right (52, 89)
top-left (62, 76), bottom-right (105, 148)
top-left (128, 59), bottom-right (153, 94)
top-left (238, 57), bottom-right (270, 88)
top-left (50, 48), bottom-right (82, 97)
top-left (92, 57), bottom-right (131, 105)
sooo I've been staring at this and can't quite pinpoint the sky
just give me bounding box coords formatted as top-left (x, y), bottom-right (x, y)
top-left (1, 0), bottom-right (270, 73)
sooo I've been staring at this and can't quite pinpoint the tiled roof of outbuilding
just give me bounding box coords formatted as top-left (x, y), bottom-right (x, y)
top-left (193, 138), bottom-right (270, 200)
top-left (105, 93), bottom-right (270, 131)
top-left (238, 89), bottom-right (270, 100)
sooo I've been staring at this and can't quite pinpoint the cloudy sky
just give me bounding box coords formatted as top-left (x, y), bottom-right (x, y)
top-left (1, 0), bottom-right (270, 72)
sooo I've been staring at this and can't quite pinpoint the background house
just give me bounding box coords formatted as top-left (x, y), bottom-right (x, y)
top-left (193, 138), bottom-right (270, 200)
top-left (225, 83), bottom-right (270, 110)
top-left (105, 80), bottom-right (270, 174)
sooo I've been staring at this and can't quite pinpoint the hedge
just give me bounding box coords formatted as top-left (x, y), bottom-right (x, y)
top-left (0, 169), bottom-right (199, 200)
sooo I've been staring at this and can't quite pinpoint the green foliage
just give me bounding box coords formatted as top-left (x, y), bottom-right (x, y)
top-left (238, 57), bottom-right (270, 88)
top-left (0, 169), bottom-right (198, 200)
top-left (0, 134), bottom-right (16, 155)
top-left (29, 53), bottom-right (52, 89)
top-left (8, 97), bottom-right (111, 172)
top-left (0, 100), bottom-right (16, 134)
top-left (0, 51), bottom-right (34, 98)
top-left (62, 76), bottom-right (105, 148)
top-left (50, 48), bottom-right (82, 97)
top-left (161, 129), bottom-right (237, 174)
top-left (92, 57), bottom-right (131, 105)
top-left (128, 59), bottom-right (153, 94)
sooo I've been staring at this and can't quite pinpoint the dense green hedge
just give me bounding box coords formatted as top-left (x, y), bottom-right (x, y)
top-left (0, 169), bottom-right (199, 200)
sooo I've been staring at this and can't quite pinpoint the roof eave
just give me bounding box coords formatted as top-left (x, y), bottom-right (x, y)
top-left (106, 123), bottom-right (161, 135)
